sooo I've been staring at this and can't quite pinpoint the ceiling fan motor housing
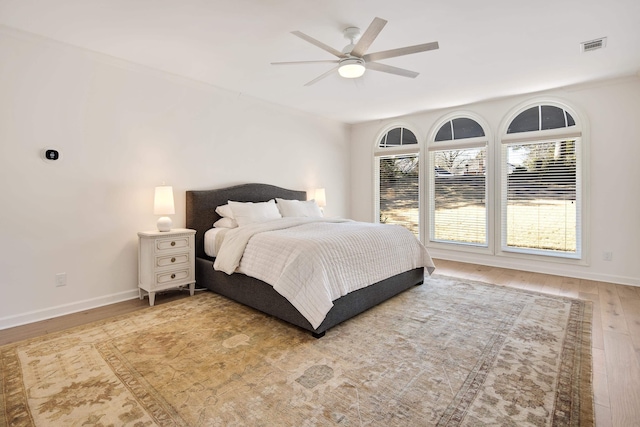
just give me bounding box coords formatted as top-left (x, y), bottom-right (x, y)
top-left (342, 27), bottom-right (361, 54)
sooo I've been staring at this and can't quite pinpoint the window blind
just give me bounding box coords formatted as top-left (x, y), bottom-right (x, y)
top-left (501, 139), bottom-right (580, 256)
top-left (429, 147), bottom-right (487, 245)
top-left (378, 155), bottom-right (419, 237)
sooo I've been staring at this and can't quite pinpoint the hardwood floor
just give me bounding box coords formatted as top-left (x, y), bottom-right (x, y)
top-left (1, 260), bottom-right (639, 426)
top-left (0, 288), bottom-right (192, 347)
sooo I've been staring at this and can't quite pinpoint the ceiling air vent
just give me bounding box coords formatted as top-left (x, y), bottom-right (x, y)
top-left (581, 37), bottom-right (607, 53)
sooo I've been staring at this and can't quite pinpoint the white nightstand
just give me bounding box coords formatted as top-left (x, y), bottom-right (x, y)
top-left (137, 228), bottom-right (196, 306)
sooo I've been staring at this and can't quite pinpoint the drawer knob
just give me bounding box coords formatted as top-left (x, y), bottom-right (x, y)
top-left (171, 241), bottom-right (176, 246)
top-left (171, 273), bottom-right (176, 279)
top-left (171, 257), bottom-right (176, 263)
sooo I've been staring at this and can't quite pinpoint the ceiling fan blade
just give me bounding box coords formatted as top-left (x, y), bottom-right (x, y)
top-left (271, 60), bottom-right (339, 65)
top-left (364, 41), bottom-right (439, 62)
top-left (350, 17), bottom-right (387, 58)
top-left (291, 31), bottom-right (346, 58)
top-left (304, 66), bottom-right (339, 86)
top-left (366, 62), bottom-right (419, 78)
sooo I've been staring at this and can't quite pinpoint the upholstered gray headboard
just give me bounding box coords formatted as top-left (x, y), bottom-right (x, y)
top-left (186, 183), bottom-right (307, 259)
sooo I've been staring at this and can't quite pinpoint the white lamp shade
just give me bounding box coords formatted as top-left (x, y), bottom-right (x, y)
top-left (154, 186), bottom-right (175, 215)
top-left (314, 188), bottom-right (326, 208)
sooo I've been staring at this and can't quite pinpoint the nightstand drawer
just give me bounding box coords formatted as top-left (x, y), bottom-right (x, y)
top-left (156, 253), bottom-right (190, 268)
top-left (156, 268), bottom-right (190, 285)
top-left (156, 236), bottom-right (190, 252)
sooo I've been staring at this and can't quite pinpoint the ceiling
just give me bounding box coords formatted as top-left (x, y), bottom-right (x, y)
top-left (1, 0), bottom-right (639, 124)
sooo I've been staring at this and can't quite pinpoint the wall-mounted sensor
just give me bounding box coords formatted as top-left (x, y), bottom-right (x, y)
top-left (45, 149), bottom-right (59, 160)
top-left (41, 149), bottom-right (61, 162)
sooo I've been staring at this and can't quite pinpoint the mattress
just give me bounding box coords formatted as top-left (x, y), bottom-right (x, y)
top-left (204, 227), bottom-right (225, 258)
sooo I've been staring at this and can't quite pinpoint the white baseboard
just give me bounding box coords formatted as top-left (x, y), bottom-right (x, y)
top-left (0, 289), bottom-right (140, 331)
top-left (430, 250), bottom-right (639, 287)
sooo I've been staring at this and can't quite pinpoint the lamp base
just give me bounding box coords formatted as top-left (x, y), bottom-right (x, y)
top-left (157, 216), bottom-right (172, 232)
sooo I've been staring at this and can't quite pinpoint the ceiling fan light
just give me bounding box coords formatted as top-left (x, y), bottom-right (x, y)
top-left (338, 58), bottom-right (366, 78)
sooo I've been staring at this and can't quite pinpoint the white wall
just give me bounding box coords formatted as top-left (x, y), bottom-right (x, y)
top-left (0, 28), bottom-right (350, 328)
top-left (351, 77), bottom-right (640, 286)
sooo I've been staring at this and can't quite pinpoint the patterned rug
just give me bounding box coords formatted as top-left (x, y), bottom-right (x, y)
top-left (0, 275), bottom-right (593, 426)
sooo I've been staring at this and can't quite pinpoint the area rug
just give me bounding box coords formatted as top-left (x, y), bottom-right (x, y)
top-left (1, 275), bottom-right (593, 426)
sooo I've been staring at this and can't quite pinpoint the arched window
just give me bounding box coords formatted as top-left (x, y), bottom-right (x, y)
top-left (435, 117), bottom-right (486, 141)
top-left (379, 127), bottom-right (419, 147)
top-left (375, 126), bottom-right (420, 237)
top-left (500, 101), bottom-right (583, 258)
top-left (507, 105), bottom-right (576, 133)
top-left (428, 114), bottom-right (489, 246)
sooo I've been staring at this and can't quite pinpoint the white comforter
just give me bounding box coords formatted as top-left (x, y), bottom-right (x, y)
top-left (213, 218), bottom-right (435, 329)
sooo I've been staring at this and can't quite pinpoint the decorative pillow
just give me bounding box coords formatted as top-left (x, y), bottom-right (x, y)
top-left (213, 217), bottom-right (238, 228)
top-left (215, 204), bottom-right (235, 219)
top-left (228, 200), bottom-right (282, 227)
top-left (276, 198), bottom-right (323, 218)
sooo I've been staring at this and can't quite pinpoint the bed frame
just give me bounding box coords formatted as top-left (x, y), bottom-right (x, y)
top-left (185, 183), bottom-right (424, 338)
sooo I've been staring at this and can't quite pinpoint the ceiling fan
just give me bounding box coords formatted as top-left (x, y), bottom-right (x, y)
top-left (271, 17), bottom-right (439, 86)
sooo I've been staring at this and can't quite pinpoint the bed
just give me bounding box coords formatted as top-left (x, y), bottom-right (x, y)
top-left (186, 183), bottom-right (434, 338)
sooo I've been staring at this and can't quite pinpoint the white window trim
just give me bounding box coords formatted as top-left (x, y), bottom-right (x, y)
top-left (373, 123), bottom-right (423, 240)
top-left (496, 97), bottom-right (590, 266)
top-left (370, 101), bottom-right (589, 267)
top-left (425, 112), bottom-right (494, 254)
top-left (374, 123), bottom-right (422, 155)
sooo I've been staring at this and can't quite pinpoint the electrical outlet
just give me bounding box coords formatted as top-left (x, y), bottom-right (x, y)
top-left (602, 251), bottom-right (613, 262)
top-left (55, 273), bottom-right (67, 287)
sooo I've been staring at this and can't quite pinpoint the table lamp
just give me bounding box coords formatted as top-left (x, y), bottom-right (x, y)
top-left (154, 185), bottom-right (175, 232)
top-left (315, 188), bottom-right (326, 211)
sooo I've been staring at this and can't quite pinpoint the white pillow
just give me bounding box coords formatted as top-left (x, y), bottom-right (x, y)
top-left (213, 217), bottom-right (238, 228)
top-left (276, 198), bottom-right (323, 218)
top-left (228, 200), bottom-right (282, 227)
top-left (215, 204), bottom-right (235, 219)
